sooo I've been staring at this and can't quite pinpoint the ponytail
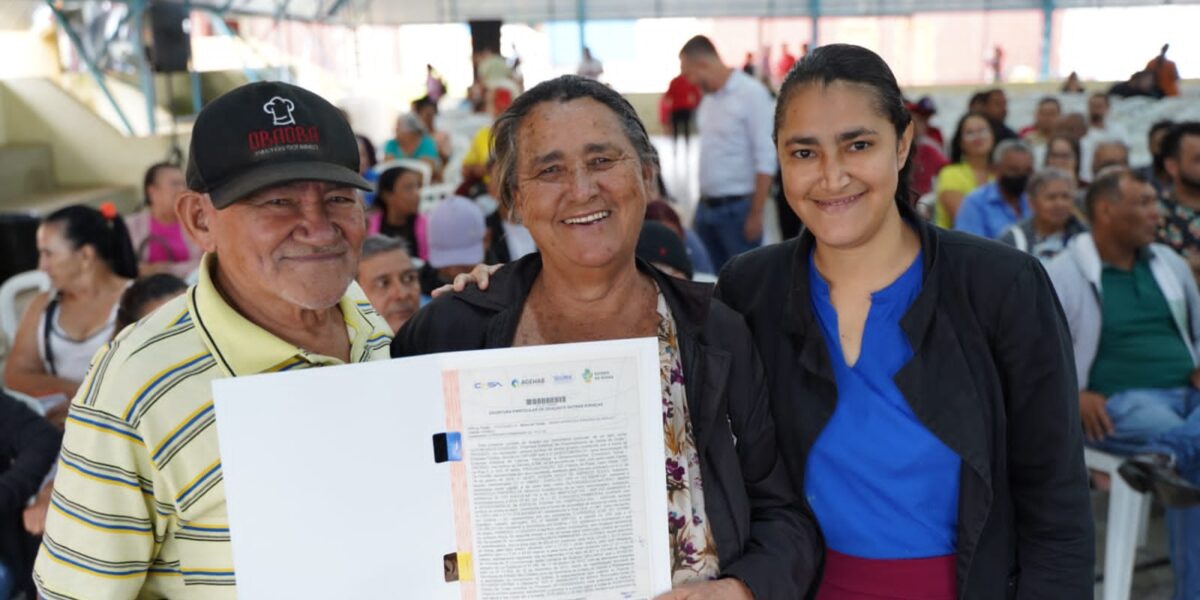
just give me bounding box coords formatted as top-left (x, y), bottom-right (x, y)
top-left (44, 203), bottom-right (139, 279)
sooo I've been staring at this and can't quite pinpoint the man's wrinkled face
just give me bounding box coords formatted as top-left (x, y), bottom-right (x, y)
top-left (208, 180), bottom-right (365, 310)
top-left (357, 248), bottom-right (420, 333)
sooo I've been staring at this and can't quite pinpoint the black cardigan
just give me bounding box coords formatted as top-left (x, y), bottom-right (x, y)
top-left (716, 205), bottom-right (1095, 599)
top-left (0, 389), bottom-right (63, 597)
top-left (392, 254), bottom-right (819, 599)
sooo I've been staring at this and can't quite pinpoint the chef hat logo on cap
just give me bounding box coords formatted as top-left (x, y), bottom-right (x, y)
top-left (185, 81), bottom-right (371, 209)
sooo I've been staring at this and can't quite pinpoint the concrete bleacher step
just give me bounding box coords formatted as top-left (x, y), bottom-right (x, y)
top-left (0, 143), bottom-right (55, 203)
top-left (2, 185), bottom-right (138, 217)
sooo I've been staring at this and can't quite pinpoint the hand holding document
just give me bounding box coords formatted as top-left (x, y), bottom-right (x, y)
top-left (214, 338), bottom-right (670, 599)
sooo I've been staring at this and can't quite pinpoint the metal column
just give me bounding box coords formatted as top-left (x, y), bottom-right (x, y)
top-left (1040, 0), bottom-right (1055, 80)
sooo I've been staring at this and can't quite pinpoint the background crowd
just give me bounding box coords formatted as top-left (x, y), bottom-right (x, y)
top-left (0, 31), bottom-right (1195, 600)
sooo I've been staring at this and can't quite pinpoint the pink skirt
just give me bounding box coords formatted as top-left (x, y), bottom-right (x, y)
top-left (815, 548), bottom-right (957, 600)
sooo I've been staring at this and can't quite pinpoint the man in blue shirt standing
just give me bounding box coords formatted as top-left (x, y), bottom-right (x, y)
top-left (679, 35), bottom-right (776, 270)
top-left (954, 139), bottom-right (1034, 239)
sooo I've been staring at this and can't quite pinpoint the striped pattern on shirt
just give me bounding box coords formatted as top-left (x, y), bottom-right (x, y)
top-left (34, 255), bottom-right (391, 599)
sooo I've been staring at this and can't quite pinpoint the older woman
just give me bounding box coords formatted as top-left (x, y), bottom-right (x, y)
top-left (392, 76), bottom-right (816, 599)
top-left (998, 167), bottom-right (1088, 261)
top-left (124, 162), bottom-right (201, 279)
top-left (4, 204), bottom-right (136, 418)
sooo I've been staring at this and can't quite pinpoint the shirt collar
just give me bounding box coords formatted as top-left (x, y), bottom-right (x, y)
top-left (189, 253), bottom-right (390, 377)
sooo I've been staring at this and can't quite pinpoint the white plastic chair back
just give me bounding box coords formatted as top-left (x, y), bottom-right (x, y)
top-left (0, 270), bottom-right (51, 350)
top-left (1084, 446), bottom-right (1153, 600)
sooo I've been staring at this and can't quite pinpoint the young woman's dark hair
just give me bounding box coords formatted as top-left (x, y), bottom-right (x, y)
top-left (375, 165), bottom-right (419, 221)
top-left (44, 204), bottom-right (138, 279)
top-left (774, 44), bottom-right (914, 207)
top-left (947, 112), bottom-right (992, 165)
top-left (356, 135), bottom-right (377, 173)
top-left (142, 162), bottom-right (179, 207)
top-left (114, 273), bottom-right (188, 333)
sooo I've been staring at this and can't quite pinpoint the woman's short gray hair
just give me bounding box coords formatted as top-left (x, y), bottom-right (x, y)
top-left (1027, 167), bottom-right (1076, 198)
top-left (490, 75), bottom-right (659, 217)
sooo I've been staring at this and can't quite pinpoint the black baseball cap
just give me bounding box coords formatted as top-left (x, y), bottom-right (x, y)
top-left (185, 81), bottom-right (370, 209)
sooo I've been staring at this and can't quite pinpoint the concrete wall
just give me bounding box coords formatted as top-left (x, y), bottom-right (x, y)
top-left (0, 78), bottom-right (190, 191)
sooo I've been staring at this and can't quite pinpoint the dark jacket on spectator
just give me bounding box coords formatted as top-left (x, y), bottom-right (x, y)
top-left (0, 389), bottom-right (62, 596)
top-left (392, 253), bottom-right (819, 600)
top-left (716, 202), bottom-right (1094, 599)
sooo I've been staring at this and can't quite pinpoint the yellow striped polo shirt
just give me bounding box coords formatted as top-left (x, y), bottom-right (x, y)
top-left (34, 254), bottom-right (392, 599)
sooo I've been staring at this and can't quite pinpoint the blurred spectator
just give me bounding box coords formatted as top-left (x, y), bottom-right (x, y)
top-left (356, 235), bottom-right (421, 333)
top-left (421, 195), bottom-right (487, 296)
top-left (1062, 71), bottom-right (1085, 94)
top-left (1157, 122), bottom-right (1200, 279)
top-left (425, 63), bottom-right (446, 101)
top-left (125, 162), bottom-right (201, 279)
top-left (741, 52), bottom-right (755, 76)
top-left (1046, 167), bottom-right (1200, 595)
top-left (998, 167), bottom-right (1086, 261)
top-left (981, 88), bottom-right (1017, 142)
top-left (645, 200), bottom-right (714, 277)
top-left (967, 91), bottom-right (988, 114)
top-left (636, 221), bottom-right (693, 280)
top-left (1091, 140), bottom-right (1130, 175)
top-left (1054, 112), bottom-right (1088, 143)
top-left (577, 47), bottom-right (604, 80)
top-left (0, 388), bottom-right (61, 599)
top-left (113, 273), bottom-right (187, 334)
top-left (1110, 70), bottom-right (1162, 99)
top-left (474, 47), bottom-right (512, 86)
top-left (988, 45), bottom-right (1004, 83)
top-left (3, 204), bottom-right (136, 406)
top-left (1019, 97), bottom-right (1061, 156)
top-left (954, 139), bottom-right (1035, 239)
top-left (776, 43), bottom-right (797, 83)
top-left (412, 95), bottom-right (453, 166)
top-left (907, 96), bottom-right (943, 146)
top-left (383, 113), bottom-right (442, 180)
top-left (662, 72), bottom-right (702, 159)
top-left (369, 166), bottom-right (427, 261)
top-left (1080, 93), bottom-right (1128, 179)
top-left (480, 160), bottom-right (536, 264)
top-left (1147, 43), bottom-right (1181, 97)
top-left (1134, 119), bottom-right (1175, 198)
top-left (462, 83), bottom-right (517, 183)
top-left (679, 35), bottom-right (775, 269)
top-left (356, 134), bottom-right (377, 177)
top-left (907, 99), bottom-right (949, 197)
top-left (935, 112), bottom-right (994, 228)
top-left (1045, 135), bottom-right (1084, 189)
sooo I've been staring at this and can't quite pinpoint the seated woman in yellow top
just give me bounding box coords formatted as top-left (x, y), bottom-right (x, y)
top-left (934, 113), bottom-right (993, 228)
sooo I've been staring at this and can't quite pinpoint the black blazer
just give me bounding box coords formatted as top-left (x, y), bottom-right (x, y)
top-left (716, 205), bottom-right (1094, 599)
top-left (392, 254), bottom-right (819, 599)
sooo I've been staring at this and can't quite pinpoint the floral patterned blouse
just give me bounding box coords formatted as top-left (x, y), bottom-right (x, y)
top-left (657, 291), bottom-right (720, 585)
top-left (1158, 195), bottom-right (1200, 264)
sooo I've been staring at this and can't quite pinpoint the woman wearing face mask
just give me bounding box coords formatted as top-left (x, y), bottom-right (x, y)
top-left (999, 167), bottom-right (1088, 261)
top-left (718, 45), bottom-right (1093, 598)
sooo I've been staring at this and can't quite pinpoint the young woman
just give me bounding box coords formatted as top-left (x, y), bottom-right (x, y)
top-left (368, 165), bottom-right (428, 261)
top-left (717, 45), bottom-right (1094, 598)
top-left (934, 112), bottom-right (994, 227)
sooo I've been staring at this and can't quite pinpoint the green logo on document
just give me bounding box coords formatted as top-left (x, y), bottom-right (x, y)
top-left (582, 369), bottom-right (593, 383)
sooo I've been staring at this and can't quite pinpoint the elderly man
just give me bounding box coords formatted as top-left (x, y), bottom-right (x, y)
top-left (954, 139), bottom-right (1036, 239)
top-left (356, 234), bottom-right (421, 333)
top-left (33, 81), bottom-right (390, 599)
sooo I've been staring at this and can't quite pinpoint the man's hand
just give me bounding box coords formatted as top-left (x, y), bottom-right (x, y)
top-left (1079, 391), bottom-right (1114, 442)
top-left (742, 209), bottom-right (764, 243)
top-left (430, 263), bottom-right (504, 298)
top-left (654, 579), bottom-right (754, 600)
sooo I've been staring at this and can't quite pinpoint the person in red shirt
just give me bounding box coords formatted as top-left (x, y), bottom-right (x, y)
top-left (907, 100), bottom-right (949, 198)
top-left (662, 72), bottom-right (702, 153)
top-left (776, 43), bottom-right (797, 83)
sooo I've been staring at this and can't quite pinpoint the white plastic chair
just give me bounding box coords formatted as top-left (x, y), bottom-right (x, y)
top-left (0, 270), bottom-right (50, 350)
top-left (1085, 446), bottom-right (1154, 600)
